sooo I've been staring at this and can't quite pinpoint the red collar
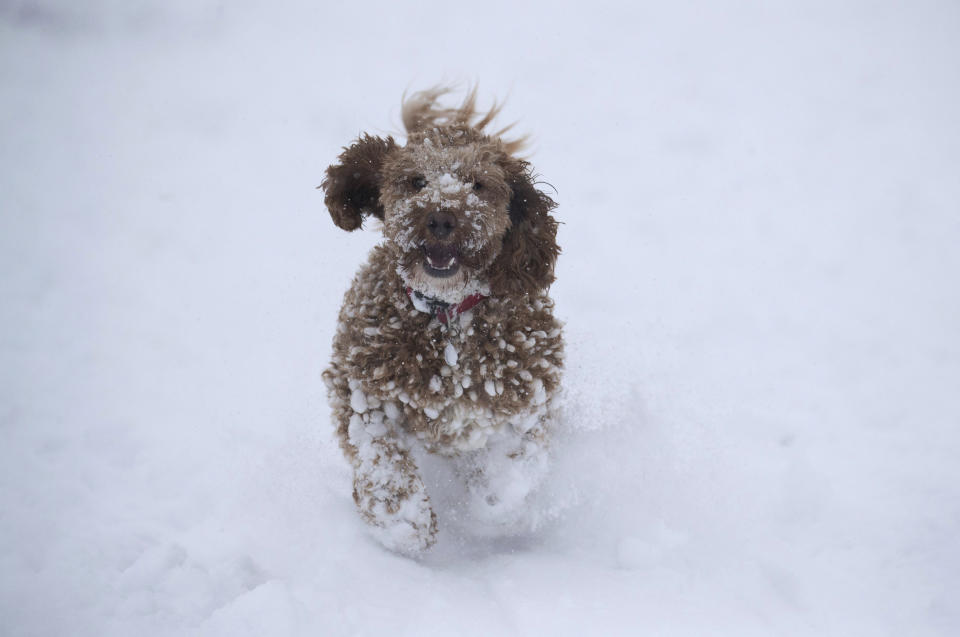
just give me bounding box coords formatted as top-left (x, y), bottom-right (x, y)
top-left (405, 286), bottom-right (488, 325)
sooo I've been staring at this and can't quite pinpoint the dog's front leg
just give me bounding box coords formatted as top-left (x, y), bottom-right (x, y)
top-left (456, 410), bottom-right (552, 532)
top-left (346, 398), bottom-right (437, 555)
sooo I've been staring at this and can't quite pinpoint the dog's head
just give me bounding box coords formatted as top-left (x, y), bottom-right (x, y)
top-left (321, 87), bottom-right (559, 301)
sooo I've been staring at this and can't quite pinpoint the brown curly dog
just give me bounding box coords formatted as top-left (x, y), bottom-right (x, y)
top-left (321, 87), bottom-right (563, 555)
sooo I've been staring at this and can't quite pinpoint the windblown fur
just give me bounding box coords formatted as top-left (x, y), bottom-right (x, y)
top-left (321, 87), bottom-right (563, 555)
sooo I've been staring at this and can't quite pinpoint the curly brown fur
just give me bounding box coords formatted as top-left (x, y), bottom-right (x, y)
top-left (322, 134), bottom-right (397, 230)
top-left (321, 87), bottom-right (563, 555)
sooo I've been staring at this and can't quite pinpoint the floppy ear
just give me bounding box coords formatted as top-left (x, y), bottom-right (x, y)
top-left (488, 159), bottom-right (560, 297)
top-left (321, 134), bottom-right (396, 231)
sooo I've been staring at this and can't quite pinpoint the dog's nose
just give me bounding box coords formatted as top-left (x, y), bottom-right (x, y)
top-left (426, 211), bottom-right (457, 239)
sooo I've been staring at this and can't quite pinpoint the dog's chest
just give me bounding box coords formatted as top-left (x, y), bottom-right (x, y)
top-left (346, 301), bottom-right (561, 452)
top-left (404, 323), bottom-right (550, 452)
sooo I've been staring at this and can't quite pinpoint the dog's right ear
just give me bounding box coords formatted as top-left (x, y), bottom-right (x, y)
top-left (321, 134), bottom-right (396, 231)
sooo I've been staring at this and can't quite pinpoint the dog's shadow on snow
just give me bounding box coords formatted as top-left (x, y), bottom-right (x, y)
top-left (418, 526), bottom-right (554, 567)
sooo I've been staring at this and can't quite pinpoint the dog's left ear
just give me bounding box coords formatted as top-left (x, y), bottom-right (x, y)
top-left (321, 134), bottom-right (397, 231)
top-left (488, 159), bottom-right (560, 297)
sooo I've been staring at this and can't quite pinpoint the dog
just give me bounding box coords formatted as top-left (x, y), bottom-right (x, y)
top-left (321, 87), bottom-right (563, 555)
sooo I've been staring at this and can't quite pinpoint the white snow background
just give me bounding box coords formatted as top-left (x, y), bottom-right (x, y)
top-left (2, 1), bottom-right (958, 635)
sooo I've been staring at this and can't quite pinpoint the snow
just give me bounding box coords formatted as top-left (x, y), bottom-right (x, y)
top-left (349, 387), bottom-right (368, 414)
top-left (2, 0), bottom-right (959, 635)
top-left (444, 342), bottom-right (459, 367)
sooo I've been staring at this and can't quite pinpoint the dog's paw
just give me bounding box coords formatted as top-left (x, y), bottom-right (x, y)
top-left (354, 464), bottom-right (438, 555)
top-left (364, 483), bottom-right (438, 556)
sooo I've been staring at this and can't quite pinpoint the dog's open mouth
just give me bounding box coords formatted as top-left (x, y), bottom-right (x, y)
top-left (422, 244), bottom-right (461, 278)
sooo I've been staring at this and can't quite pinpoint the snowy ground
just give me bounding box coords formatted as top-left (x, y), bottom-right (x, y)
top-left (2, 1), bottom-right (959, 635)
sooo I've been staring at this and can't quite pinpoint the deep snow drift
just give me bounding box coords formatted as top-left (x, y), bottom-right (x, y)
top-left (1, 1), bottom-right (958, 635)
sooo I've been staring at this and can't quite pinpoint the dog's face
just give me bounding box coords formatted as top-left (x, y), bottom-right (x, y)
top-left (379, 126), bottom-right (516, 300)
top-left (322, 95), bottom-right (559, 300)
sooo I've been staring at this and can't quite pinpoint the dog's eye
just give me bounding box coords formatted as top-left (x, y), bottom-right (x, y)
top-left (473, 181), bottom-right (483, 191)
top-left (411, 176), bottom-right (427, 191)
